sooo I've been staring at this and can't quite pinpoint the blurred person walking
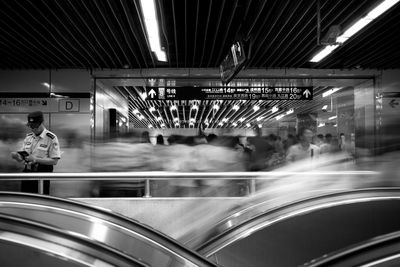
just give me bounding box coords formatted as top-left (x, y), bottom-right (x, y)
top-left (10, 111), bottom-right (61, 194)
top-left (286, 128), bottom-right (320, 163)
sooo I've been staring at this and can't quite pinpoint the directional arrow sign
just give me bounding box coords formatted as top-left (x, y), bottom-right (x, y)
top-left (145, 86), bottom-right (313, 100)
top-left (389, 99), bottom-right (399, 108)
top-left (148, 89), bottom-right (156, 99)
top-left (303, 89), bottom-right (311, 99)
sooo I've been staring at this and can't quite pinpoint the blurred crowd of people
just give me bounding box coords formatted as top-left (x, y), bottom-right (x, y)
top-left (87, 128), bottom-right (354, 197)
top-left (0, 113), bottom-right (378, 198)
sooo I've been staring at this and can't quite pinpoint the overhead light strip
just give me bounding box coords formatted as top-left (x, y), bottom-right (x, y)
top-left (322, 87), bottom-right (341, 97)
top-left (310, 0), bottom-right (399, 63)
top-left (139, 0), bottom-right (167, 62)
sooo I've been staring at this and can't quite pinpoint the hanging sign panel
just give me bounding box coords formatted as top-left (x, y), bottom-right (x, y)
top-left (145, 86), bottom-right (313, 100)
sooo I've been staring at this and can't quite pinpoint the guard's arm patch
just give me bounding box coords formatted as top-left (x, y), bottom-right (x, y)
top-left (46, 132), bottom-right (55, 139)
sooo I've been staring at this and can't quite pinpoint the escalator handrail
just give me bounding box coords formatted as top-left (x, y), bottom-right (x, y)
top-left (301, 230), bottom-right (400, 266)
top-left (0, 192), bottom-right (217, 267)
top-left (194, 187), bottom-right (400, 256)
top-left (0, 213), bottom-right (146, 267)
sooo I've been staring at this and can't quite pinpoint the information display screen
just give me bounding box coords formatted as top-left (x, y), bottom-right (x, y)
top-left (144, 86), bottom-right (313, 100)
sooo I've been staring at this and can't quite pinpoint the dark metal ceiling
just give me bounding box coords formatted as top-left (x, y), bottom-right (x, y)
top-left (1, 0), bottom-right (400, 70)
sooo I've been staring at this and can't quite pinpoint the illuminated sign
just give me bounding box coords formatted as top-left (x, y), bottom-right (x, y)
top-left (145, 86), bottom-right (313, 100)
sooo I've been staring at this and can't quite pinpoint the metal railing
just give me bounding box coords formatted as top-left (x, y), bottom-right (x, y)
top-left (0, 171), bottom-right (378, 196)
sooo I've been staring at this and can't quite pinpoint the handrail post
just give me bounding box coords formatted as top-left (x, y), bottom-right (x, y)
top-left (38, 179), bottom-right (44, 194)
top-left (144, 179), bottom-right (151, 198)
top-left (250, 178), bottom-right (256, 195)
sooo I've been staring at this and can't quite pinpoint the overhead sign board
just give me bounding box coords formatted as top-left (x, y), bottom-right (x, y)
top-left (145, 86), bottom-right (313, 100)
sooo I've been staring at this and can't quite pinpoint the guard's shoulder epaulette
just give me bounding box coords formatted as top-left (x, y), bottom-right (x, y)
top-left (46, 132), bottom-right (55, 139)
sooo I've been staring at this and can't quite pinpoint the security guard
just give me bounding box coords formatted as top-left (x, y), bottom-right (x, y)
top-left (11, 111), bottom-right (61, 194)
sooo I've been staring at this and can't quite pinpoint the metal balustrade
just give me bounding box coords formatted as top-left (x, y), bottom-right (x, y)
top-left (0, 171), bottom-right (378, 196)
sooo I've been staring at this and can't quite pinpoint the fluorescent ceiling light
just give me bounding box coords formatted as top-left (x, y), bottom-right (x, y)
top-left (276, 114), bottom-right (285, 120)
top-left (173, 117), bottom-right (179, 122)
top-left (157, 116), bottom-right (162, 121)
top-left (170, 105), bottom-right (177, 111)
top-left (140, 92), bottom-right (148, 100)
top-left (253, 106), bottom-right (260, 112)
top-left (175, 123), bottom-right (180, 127)
top-left (322, 105), bottom-right (328, 110)
top-left (310, 45), bottom-right (339, 62)
top-left (286, 109), bottom-right (294, 115)
top-left (329, 115), bottom-right (337, 120)
top-left (139, 0), bottom-right (167, 62)
top-left (367, 0), bottom-right (399, 19)
top-left (213, 104), bottom-right (220, 110)
top-left (232, 122), bottom-right (238, 127)
top-left (311, 0), bottom-right (399, 62)
top-left (232, 105), bottom-right (240, 111)
top-left (191, 104), bottom-right (198, 110)
top-left (246, 123), bottom-right (251, 127)
top-left (160, 123), bottom-right (166, 127)
top-left (336, 19), bottom-right (371, 43)
top-left (148, 124), bottom-right (153, 128)
top-left (218, 122), bottom-right (223, 126)
top-left (318, 122), bottom-right (325, 127)
top-left (270, 106), bottom-right (279, 113)
top-left (190, 118), bottom-right (195, 123)
top-left (239, 117), bottom-right (246, 122)
top-left (256, 116), bottom-right (264, 122)
top-left (258, 124), bottom-right (262, 128)
top-left (138, 115), bottom-right (145, 120)
top-left (322, 87), bottom-right (341, 97)
top-left (337, 0), bottom-right (399, 43)
top-left (222, 117), bottom-right (229, 122)
top-left (149, 106), bottom-right (156, 112)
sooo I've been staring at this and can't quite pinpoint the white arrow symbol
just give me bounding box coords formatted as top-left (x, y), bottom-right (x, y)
top-left (303, 89), bottom-right (311, 98)
top-left (148, 89), bottom-right (156, 98)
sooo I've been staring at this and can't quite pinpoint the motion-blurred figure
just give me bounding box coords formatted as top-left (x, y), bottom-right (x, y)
top-left (286, 128), bottom-right (320, 163)
top-left (320, 133), bottom-right (333, 154)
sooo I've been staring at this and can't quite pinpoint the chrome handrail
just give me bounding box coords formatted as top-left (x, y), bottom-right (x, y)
top-left (0, 171), bottom-right (378, 196)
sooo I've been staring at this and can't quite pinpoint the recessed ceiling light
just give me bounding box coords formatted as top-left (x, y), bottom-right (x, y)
top-left (139, 0), bottom-right (167, 62)
top-left (270, 106), bottom-right (279, 113)
top-left (322, 88), bottom-right (341, 98)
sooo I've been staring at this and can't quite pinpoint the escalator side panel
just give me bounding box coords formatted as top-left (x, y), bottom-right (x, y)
top-left (212, 200), bottom-right (400, 267)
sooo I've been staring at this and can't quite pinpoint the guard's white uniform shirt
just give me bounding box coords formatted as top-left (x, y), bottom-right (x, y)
top-left (21, 128), bottom-right (61, 160)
